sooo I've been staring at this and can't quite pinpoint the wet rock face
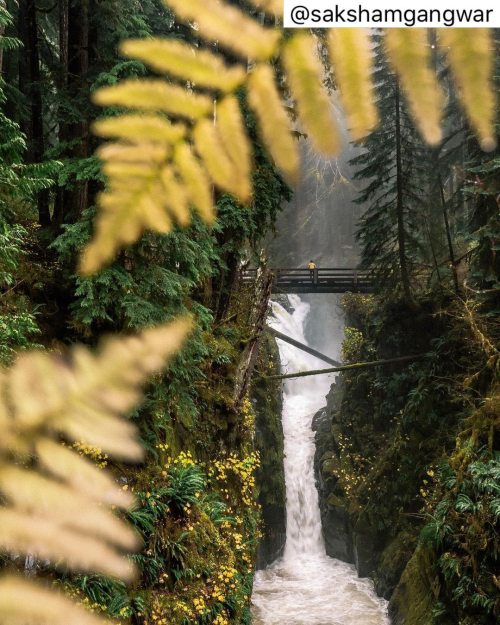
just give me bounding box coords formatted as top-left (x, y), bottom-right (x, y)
top-left (253, 334), bottom-right (286, 569)
top-left (313, 400), bottom-right (355, 566)
top-left (322, 503), bottom-right (353, 563)
top-left (388, 545), bottom-right (437, 625)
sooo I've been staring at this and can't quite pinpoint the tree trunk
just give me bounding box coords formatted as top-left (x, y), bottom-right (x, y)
top-left (233, 267), bottom-right (273, 410)
top-left (0, 0), bottom-right (5, 76)
top-left (394, 80), bottom-right (412, 300)
top-left (266, 354), bottom-right (428, 381)
top-left (19, 0), bottom-right (51, 226)
top-left (53, 0), bottom-right (90, 225)
top-left (438, 174), bottom-right (460, 294)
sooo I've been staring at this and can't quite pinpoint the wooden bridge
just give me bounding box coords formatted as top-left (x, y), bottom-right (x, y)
top-left (242, 268), bottom-right (373, 294)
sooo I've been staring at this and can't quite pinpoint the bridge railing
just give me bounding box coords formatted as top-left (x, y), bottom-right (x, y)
top-left (241, 267), bottom-right (373, 291)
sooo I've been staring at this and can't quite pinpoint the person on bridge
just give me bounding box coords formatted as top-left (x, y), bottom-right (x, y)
top-left (307, 260), bottom-right (317, 280)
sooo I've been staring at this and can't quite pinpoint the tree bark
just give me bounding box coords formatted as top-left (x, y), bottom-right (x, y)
top-left (438, 174), bottom-right (460, 294)
top-left (53, 0), bottom-right (90, 225)
top-left (19, 0), bottom-right (51, 226)
top-left (395, 80), bottom-right (412, 300)
top-left (233, 267), bottom-right (273, 410)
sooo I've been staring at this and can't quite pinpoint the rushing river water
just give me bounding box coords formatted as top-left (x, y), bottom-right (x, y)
top-left (251, 295), bottom-right (389, 625)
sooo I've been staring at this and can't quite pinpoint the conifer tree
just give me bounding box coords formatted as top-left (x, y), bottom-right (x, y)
top-left (350, 33), bottom-right (430, 299)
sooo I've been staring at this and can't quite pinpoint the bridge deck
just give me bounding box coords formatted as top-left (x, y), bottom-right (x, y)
top-left (242, 268), bottom-right (373, 294)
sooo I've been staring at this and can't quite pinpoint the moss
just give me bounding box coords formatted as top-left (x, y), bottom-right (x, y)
top-left (374, 529), bottom-right (418, 598)
top-left (252, 333), bottom-right (286, 568)
top-left (389, 545), bottom-right (439, 625)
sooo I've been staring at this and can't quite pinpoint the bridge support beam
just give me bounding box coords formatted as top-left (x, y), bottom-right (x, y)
top-left (267, 327), bottom-right (341, 367)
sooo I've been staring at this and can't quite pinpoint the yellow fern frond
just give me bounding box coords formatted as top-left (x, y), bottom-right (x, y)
top-left (80, 183), bottom-right (172, 275)
top-left (93, 114), bottom-right (186, 144)
top-left (121, 39), bottom-right (246, 92)
top-left (159, 166), bottom-right (191, 226)
top-left (0, 577), bottom-right (107, 625)
top-left (439, 28), bottom-right (496, 150)
top-left (247, 64), bottom-right (299, 181)
top-left (193, 118), bottom-right (250, 202)
top-left (0, 319), bottom-right (191, 579)
top-left (102, 161), bottom-right (154, 180)
top-left (217, 96), bottom-right (252, 196)
top-left (385, 29), bottom-right (443, 145)
top-left (0, 467), bottom-right (138, 548)
top-left (0, 509), bottom-right (134, 579)
top-left (164, 0), bottom-right (280, 61)
top-left (93, 80), bottom-right (213, 119)
top-left (35, 439), bottom-right (133, 507)
top-left (327, 29), bottom-right (378, 141)
top-left (4, 318), bottom-right (191, 457)
top-left (97, 142), bottom-right (169, 164)
top-left (246, 0), bottom-right (283, 16)
top-left (174, 144), bottom-right (215, 224)
top-left (283, 33), bottom-right (341, 155)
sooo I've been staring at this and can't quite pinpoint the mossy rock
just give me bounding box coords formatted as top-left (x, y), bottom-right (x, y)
top-left (389, 544), bottom-right (439, 625)
top-left (374, 528), bottom-right (418, 598)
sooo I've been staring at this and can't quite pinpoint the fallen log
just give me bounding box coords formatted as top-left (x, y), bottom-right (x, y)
top-left (264, 353), bottom-right (429, 380)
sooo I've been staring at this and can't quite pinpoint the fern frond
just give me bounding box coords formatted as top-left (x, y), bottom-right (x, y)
top-left (327, 29), bottom-right (378, 140)
top-left (35, 439), bottom-right (133, 507)
top-left (159, 166), bottom-right (191, 226)
top-left (247, 64), bottom-right (299, 181)
top-left (283, 33), bottom-right (340, 155)
top-left (217, 96), bottom-right (252, 197)
top-left (0, 509), bottom-right (135, 579)
top-left (93, 115), bottom-right (186, 143)
top-left (193, 118), bottom-right (250, 202)
top-left (3, 318), bottom-right (191, 457)
top-left (0, 577), bottom-right (107, 625)
top-left (81, 182), bottom-right (171, 274)
top-left (0, 467), bottom-right (138, 548)
top-left (173, 143), bottom-right (215, 223)
top-left (93, 80), bottom-right (213, 119)
top-left (163, 0), bottom-right (280, 61)
top-left (439, 28), bottom-right (496, 150)
top-left (246, 0), bottom-right (283, 16)
top-left (0, 319), bottom-right (192, 578)
top-left (121, 39), bottom-right (246, 93)
top-left (385, 29), bottom-right (443, 145)
top-left (97, 142), bottom-right (169, 164)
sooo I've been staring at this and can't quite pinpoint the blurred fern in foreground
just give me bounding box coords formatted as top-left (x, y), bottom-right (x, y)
top-left (0, 319), bottom-right (191, 625)
top-left (81, 4), bottom-right (497, 275)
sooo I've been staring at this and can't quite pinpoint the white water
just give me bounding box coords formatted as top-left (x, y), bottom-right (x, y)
top-left (252, 296), bottom-right (389, 625)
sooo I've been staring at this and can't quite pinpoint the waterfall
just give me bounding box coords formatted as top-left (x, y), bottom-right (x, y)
top-left (251, 295), bottom-right (389, 625)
